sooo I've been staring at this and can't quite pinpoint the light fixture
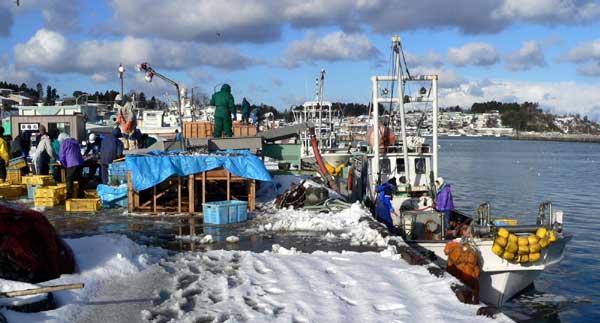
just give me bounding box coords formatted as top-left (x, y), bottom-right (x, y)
top-left (145, 71), bottom-right (154, 82)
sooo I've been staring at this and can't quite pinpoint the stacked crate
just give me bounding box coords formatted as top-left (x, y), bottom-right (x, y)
top-left (0, 183), bottom-right (26, 198)
top-left (22, 175), bottom-right (56, 202)
top-left (6, 157), bottom-right (27, 185)
top-left (34, 185), bottom-right (67, 207)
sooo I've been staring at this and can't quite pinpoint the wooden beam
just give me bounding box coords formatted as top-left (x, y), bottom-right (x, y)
top-left (250, 179), bottom-right (256, 211)
top-left (227, 171), bottom-right (231, 200)
top-left (178, 176), bottom-right (182, 214)
top-left (153, 185), bottom-right (157, 213)
top-left (188, 174), bottom-right (195, 213)
top-left (127, 171), bottom-right (134, 213)
top-left (202, 171), bottom-right (206, 206)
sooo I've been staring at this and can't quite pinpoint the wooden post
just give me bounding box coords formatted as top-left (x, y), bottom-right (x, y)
top-left (226, 171), bottom-right (231, 200)
top-left (188, 174), bottom-right (195, 213)
top-left (177, 176), bottom-right (182, 214)
top-left (127, 171), bottom-right (134, 213)
top-left (153, 185), bottom-right (157, 214)
top-left (250, 179), bottom-right (256, 211)
top-left (202, 171), bottom-right (206, 206)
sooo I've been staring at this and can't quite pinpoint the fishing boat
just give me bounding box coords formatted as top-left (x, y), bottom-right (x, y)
top-left (361, 35), bottom-right (571, 307)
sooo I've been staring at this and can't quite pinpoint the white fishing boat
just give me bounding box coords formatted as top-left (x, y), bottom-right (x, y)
top-left (362, 35), bottom-right (571, 307)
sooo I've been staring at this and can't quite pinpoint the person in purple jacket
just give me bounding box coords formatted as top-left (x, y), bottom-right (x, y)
top-left (59, 136), bottom-right (85, 199)
top-left (435, 177), bottom-right (454, 235)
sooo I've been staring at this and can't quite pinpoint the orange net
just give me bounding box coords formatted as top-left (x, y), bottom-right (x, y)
top-left (445, 241), bottom-right (481, 302)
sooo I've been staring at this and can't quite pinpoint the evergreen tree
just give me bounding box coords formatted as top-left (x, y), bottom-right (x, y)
top-left (36, 83), bottom-right (43, 100)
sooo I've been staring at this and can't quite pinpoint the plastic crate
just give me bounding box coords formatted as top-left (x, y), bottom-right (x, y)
top-left (202, 200), bottom-right (248, 225)
top-left (102, 197), bottom-right (128, 209)
top-left (108, 162), bottom-right (128, 176)
top-left (66, 198), bottom-right (101, 212)
top-left (8, 157), bottom-right (27, 169)
top-left (35, 186), bottom-right (66, 199)
top-left (0, 185), bottom-right (26, 198)
top-left (7, 169), bottom-right (22, 184)
top-left (21, 175), bottom-right (54, 186)
top-left (27, 185), bottom-right (42, 199)
top-left (84, 189), bottom-right (98, 198)
top-left (34, 197), bottom-right (61, 207)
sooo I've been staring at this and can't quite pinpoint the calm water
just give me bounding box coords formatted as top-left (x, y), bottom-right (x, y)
top-left (439, 137), bottom-right (599, 323)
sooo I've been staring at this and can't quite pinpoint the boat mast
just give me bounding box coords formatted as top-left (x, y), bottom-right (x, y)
top-left (394, 36), bottom-right (411, 185)
top-left (432, 75), bottom-right (439, 179)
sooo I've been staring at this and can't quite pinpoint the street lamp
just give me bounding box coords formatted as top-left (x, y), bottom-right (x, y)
top-left (117, 64), bottom-right (125, 96)
top-left (136, 62), bottom-right (184, 147)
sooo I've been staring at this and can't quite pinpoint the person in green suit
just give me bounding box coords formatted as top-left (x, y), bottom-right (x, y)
top-left (211, 84), bottom-right (236, 137)
top-left (241, 97), bottom-right (251, 124)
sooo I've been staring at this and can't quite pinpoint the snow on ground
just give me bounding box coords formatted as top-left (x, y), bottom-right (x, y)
top-left (0, 279), bottom-right (46, 307)
top-left (1, 235), bottom-right (167, 323)
top-left (143, 245), bottom-right (513, 323)
top-left (252, 202), bottom-right (387, 247)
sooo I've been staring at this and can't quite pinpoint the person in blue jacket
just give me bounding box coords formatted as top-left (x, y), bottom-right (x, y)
top-left (375, 179), bottom-right (399, 232)
top-left (100, 127), bottom-right (124, 184)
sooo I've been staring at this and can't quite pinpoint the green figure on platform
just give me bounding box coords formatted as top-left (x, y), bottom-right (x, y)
top-left (211, 84), bottom-right (236, 137)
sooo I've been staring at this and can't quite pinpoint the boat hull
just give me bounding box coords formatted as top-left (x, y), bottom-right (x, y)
top-left (413, 235), bottom-right (570, 307)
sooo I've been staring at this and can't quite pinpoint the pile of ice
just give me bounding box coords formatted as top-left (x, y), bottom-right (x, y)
top-left (253, 202), bottom-right (386, 247)
top-left (143, 246), bottom-right (512, 323)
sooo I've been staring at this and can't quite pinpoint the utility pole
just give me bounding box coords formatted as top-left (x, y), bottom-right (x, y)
top-left (118, 64), bottom-right (125, 97)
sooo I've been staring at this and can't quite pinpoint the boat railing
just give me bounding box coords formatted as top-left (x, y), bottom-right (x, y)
top-left (537, 201), bottom-right (553, 227)
top-left (476, 202), bottom-right (491, 226)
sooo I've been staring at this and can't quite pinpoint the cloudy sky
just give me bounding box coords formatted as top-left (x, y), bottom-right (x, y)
top-left (2, 0), bottom-right (600, 119)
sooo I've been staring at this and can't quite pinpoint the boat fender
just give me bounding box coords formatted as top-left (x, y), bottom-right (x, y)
top-left (492, 243), bottom-right (503, 256)
top-left (536, 227), bottom-right (548, 239)
top-left (505, 242), bottom-right (518, 254)
top-left (494, 236), bottom-right (507, 248)
top-left (517, 245), bottom-right (529, 255)
top-left (518, 254), bottom-right (529, 263)
top-left (518, 236), bottom-right (529, 246)
top-left (529, 253), bottom-right (541, 262)
top-left (527, 235), bottom-right (539, 245)
top-left (508, 233), bottom-right (518, 244)
top-left (529, 243), bottom-right (541, 253)
top-left (497, 227), bottom-right (509, 239)
top-left (539, 238), bottom-right (550, 248)
top-left (548, 230), bottom-right (557, 243)
top-left (502, 250), bottom-right (516, 261)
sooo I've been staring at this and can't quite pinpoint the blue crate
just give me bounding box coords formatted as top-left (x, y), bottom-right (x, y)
top-left (202, 200), bottom-right (248, 225)
top-left (102, 197), bottom-right (128, 209)
top-left (27, 184), bottom-right (42, 199)
top-left (108, 162), bottom-right (128, 177)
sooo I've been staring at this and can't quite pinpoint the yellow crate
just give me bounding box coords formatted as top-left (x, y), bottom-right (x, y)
top-left (0, 185), bottom-right (26, 198)
top-left (8, 159), bottom-right (27, 169)
top-left (7, 169), bottom-right (22, 185)
top-left (84, 189), bottom-right (98, 198)
top-left (34, 197), bottom-right (61, 207)
top-left (21, 175), bottom-right (55, 186)
top-left (66, 198), bottom-right (101, 212)
top-left (35, 187), bottom-right (66, 201)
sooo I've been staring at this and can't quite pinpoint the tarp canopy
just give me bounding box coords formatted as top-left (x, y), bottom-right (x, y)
top-left (125, 150), bottom-right (272, 191)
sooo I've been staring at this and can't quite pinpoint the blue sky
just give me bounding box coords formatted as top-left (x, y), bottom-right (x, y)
top-left (2, 0), bottom-right (600, 119)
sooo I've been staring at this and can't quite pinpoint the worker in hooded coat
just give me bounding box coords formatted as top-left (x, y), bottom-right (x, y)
top-left (100, 127), bottom-right (124, 184)
top-left (114, 94), bottom-right (137, 148)
top-left (375, 180), bottom-right (399, 232)
top-left (33, 125), bottom-right (58, 175)
top-left (241, 97), bottom-right (251, 124)
top-left (435, 177), bottom-right (455, 234)
top-left (211, 84), bottom-right (236, 137)
top-left (59, 135), bottom-right (85, 198)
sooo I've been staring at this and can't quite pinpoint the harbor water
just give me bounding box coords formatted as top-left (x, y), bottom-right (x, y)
top-left (439, 137), bottom-right (598, 323)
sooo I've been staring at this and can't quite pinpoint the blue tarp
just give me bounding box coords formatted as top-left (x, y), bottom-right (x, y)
top-left (97, 184), bottom-right (128, 203)
top-left (125, 150), bottom-right (272, 192)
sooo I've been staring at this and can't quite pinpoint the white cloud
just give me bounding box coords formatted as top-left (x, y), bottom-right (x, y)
top-left (404, 50), bottom-right (444, 68)
top-left (576, 62), bottom-right (600, 77)
top-left (106, 0), bottom-right (600, 43)
top-left (505, 41), bottom-right (547, 71)
top-left (280, 31), bottom-right (379, 68)
top-left (411, 67), bottom-right (466, 89)
top-left (14, 29), bottom-right (260, 81)
top-left (6, 0), bottom-right (81, 33)
top-left (441, 79), bottom-right (600, 119)
top-left (493, 0), bottom-right (600, 24)
top-left (448, 43), bottom-right (499, 67)
top-left (561, 39), bottom-right (600, 63)
top-left (90, 73), bottom-right (110, 83)
top-left (109, 0), bottom-right (281, 43)
top-left (0, 56), bottom-right (45, 85)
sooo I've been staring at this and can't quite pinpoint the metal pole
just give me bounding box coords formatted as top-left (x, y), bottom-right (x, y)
top-left (120, 77), bottom-right (124, 97)
top-left (371, 76), bottom-right (380, 192)
top-left (432, 76), bottom-right (438, 179)
top-left (394, 35), bottom-right (410, 186)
